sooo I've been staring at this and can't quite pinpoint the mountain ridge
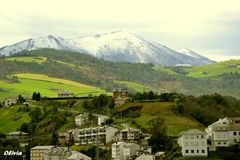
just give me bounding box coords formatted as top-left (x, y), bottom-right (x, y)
top-left (0, 31), bottom-right (214, 66)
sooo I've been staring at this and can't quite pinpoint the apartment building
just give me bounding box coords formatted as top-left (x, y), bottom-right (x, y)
top-left (205, 117), bottom-right (240, 149)
top-left (3, 97), bottom-right (18, 108)
top-left (112, 142), bottom-right (125, 160)
top-left (74, 126), bottom-right (118, 145)
top-left (112, 142), bottom-right (140, 160)
top-left (31, 146), bottom-right (54, 160)
top-left (120, 128), bottom-right (141, 141)
top-left (178, 129), bottom-right (208, 157)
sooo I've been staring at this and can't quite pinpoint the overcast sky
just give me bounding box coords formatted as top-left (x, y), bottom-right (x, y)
top-left (1, 0), bottom-right (240, 61)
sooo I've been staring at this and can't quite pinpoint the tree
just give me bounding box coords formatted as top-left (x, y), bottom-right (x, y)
top-left (20, 123), bottom-right (28, 133)
top-left (32, 92), bottom-right (37, 100)
top-left (148, 118), bottom-right (172, 153)
top-left (29, 107), bottom-right (42, 122)
top-left (36, 92), bottom-right (41, 101)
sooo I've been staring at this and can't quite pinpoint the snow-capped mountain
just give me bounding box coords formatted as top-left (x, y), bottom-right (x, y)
top-left (0, 31), bottom-right (214, 66)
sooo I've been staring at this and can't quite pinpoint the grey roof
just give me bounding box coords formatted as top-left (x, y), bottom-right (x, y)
top-left (180, 129), bottom-right (206, 135)
top-left (31, 146), bottom-right (54, 150)
top-left (7, 131), bottom-right (29, 135)
top-left (67, 151), bottom-right (91, 160)
top-left (121, 127), bottom-right (140, 132)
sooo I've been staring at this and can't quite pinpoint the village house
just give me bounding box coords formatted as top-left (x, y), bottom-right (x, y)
top-left (74, 126), bottom-right (118, 145)
top-left (31, 146), bottom-right (54, 160)
top-left (112, 88), bottom-right (129, 108)
top-left (2, 97), bottom-right (18, 108)
top-left (58, 91), bottom-right (74, 98)
top-left (112, 142), bottom-right (140, 160)
top-left (178, 129), bottom-right (208, 157)
top-left (58, 129), bottom-right (73, 144)
top-left (6, 131), bottom-right (29, 147)
top-left (75, 113), bottom-right (89, 127)
top-left (205, 117), bottom-right (240, 150)
top-left (97, 115), bottom-right (109, 126)
top-left (120, 127), bottom-right (142, 142)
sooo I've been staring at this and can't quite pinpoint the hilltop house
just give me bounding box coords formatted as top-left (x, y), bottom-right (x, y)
top-left (44, 147), bottom-right (71, 160)
top-left (58, 91), bottom-right (74, 98)
top-left (2, 97), bottom-right (18, 108)
top-left (74, 126), bottom-right (118, 145)
top-left (205, 117), bottom-right (240, 150)
top-left (178, 129), bottom-right (208, 157)
top-left (112, 88), bottom-right (129, 108)
top-left (6, 131), bottom-right (29, 147)
top-left (97, 115), bottom-right (109, 126)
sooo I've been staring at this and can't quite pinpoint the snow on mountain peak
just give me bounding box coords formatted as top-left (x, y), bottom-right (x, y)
top-left (0, 32), bottom-right (214, 66)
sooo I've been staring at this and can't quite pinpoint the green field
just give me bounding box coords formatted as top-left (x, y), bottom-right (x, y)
top-left (183, 59), bottom-right (240, 78)
top-left (0, 73), bottom-right (106, 100)
top-left (6, 56), bottom-right (47, 64)
top-left (117, 102), bottom-right (204, 136)
top-left (153, 66), bottom-right (178, 75)
top-left (0, 105), bottom-right (31, 133)
top-left (114, 80), bottom-right (160, 92)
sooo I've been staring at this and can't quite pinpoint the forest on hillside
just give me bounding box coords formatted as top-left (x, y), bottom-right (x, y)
top-left (0, 49), bottom-right (240, 98)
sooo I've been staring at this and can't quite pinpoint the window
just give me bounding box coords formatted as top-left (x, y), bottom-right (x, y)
top-left (191, 142), bottom-right (194, 146)
top-left (202, 150), bottom-right (205, 153)
top-left (201, 135), bottom-right (204, 138)
top-left (185, 150), bottom-right (189, 153)
top-left (197, 150), bottom-right (199, 153)
top-left (191, 150), bottom-right (194, 153)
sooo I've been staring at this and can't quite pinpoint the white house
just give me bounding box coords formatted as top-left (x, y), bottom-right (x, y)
top-left (74, 126), bottom-right (118, 145)
top-left (112, 142), bottom-right (125, 160)
top-left (112, 142), bottom-right (140, 160)
top-left (123, 143), bottom-right (140, 160)
top-left (96, 115), bottom-right (109, 126)
top-left (75, 114), bottom-right (89, 127)
top-left (2, 97), bottom-right (18, 108)
top-left (178, 129), bottom-right (208, 157)
top-left (205, 117), bottom-right (240, 150)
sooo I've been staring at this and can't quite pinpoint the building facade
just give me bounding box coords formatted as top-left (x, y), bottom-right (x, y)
top-left (31, 146), bottom-right (54, 160)
top-left (178, 129), bottom-right (208, 157)
top-left (6, 131), bottom-right (29, 147)
top-left (120, 128), bottom-right (141, 141)
top-left (75, 114), bottom-right (89, 127)
top-left (205, 117), bottom-right (240, 150)
top-left (112, 88), bottom-right (129, 108)
top-left (74, 126), bottom-right (118, 145)
top-left (3, 97), bottom-right (18, 108)
top-left (112, 142), bottom-right (125, 160)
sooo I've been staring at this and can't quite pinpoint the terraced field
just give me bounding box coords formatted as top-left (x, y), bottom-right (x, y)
top-left (0, 73), bottom-right (106, 100)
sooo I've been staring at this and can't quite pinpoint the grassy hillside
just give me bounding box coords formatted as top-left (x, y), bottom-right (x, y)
top-left (0, 105), bottom-right (30, 133)
top-left (0, 73), bottom-right (106, 100)
top-left (115, 102), bottom-right (204, 136)
top-left (183, 59), bottom-right (240, 78)
top-left (6, 56), bottom-right (47, 64)
top-left (1, 49), bottom-right (240, 98)
top-left (114, 80), bottom-right (160, 93)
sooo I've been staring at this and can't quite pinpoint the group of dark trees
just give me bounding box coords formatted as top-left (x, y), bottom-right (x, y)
top-left (176, 93), bottom-right (240, 126)
top-left (82, 94), bottom-right (115, 113)
top-left (32, 92), bottom-right (41, 101)
top-left (131, 91), bottom-right (179, 102)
